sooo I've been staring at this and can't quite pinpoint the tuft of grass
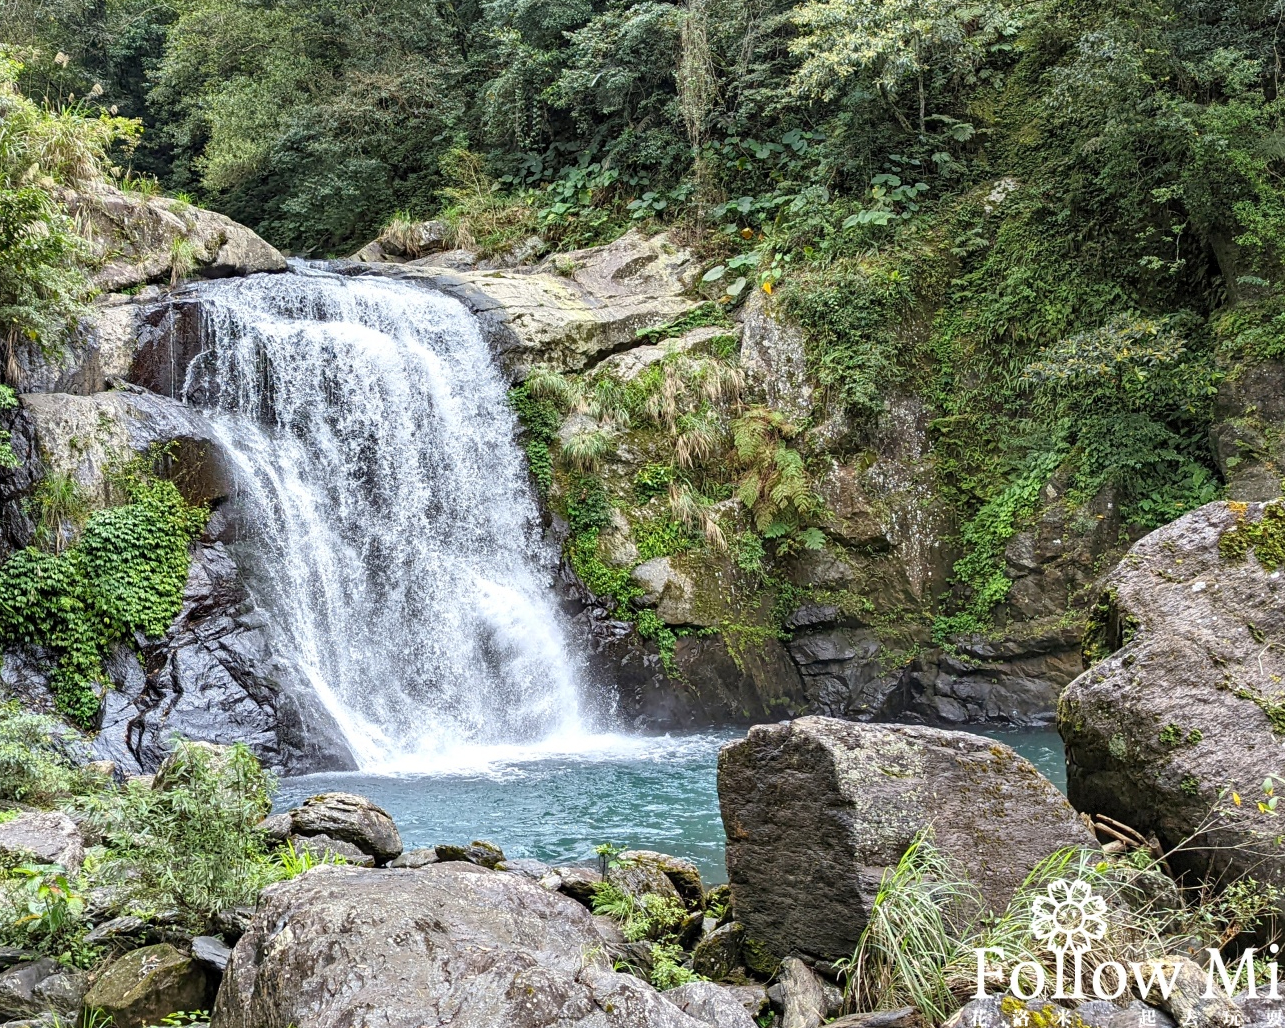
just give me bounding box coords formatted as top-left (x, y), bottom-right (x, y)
top-left (30, 472), bottom-right (91, 553)
top-left (840, 831), bottom-right (982, 1023)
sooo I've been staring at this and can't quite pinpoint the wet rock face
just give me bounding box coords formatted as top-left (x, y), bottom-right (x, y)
top-left (212, 863), bottom-right (709, 1028)
top-left (1060, 500), bottom-right (1285, 895)
top-left (90, 543), bottom-right (356, 776)
top-left (718, 717), bottom-right (1094, 964)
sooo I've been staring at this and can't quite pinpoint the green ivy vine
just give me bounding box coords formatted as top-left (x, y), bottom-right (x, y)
top-left (0, 464), bottom-right (208, 726)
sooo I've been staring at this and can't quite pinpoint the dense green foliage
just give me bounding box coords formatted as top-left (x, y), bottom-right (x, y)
top-left (0, 465), bottom-right (207, 725)
top-left (0, 700), bottom-right (95, 805)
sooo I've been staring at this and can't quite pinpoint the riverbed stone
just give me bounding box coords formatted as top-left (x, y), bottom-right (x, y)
top-left (719, 716), bottom-right (1095, 964)
top-left (657, 981), bottom-right (758, 1028)
top-left (287, 792), bottom-right (402, 864)
top-left (767, 957), bottom-right (826, 1028)
top-left (0, 959), bottom-right (83, 1021)
top-left (617, 851), bottom-right (704, 909)
top-left (288, 833), bottom-right (374, 867)
top-left (691, 921), bottom-right (744, 980)
top-left (82, 944), bottom-right (214, 1028)
top-left (211, 863), bottom-right (707, 1027)
top-left (389, 847), bottom-right (439, 868)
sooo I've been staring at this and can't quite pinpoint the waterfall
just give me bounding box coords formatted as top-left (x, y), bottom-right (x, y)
top-left (181, 264), bottom-right (588, 771)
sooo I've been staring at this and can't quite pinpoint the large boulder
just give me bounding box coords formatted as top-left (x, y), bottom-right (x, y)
top-left (60, 185), bottom-right (286, 293)
top-left (0, 812), bottom-right (84, 875)
top-left (83, 944), bottom-right (215, 1028)
top-left (20, 388), bottom-right (232, 508)
top-left (718, 717), bottom-right (1095, 964)
top-left (0, 958), bottom-right (86, 1021)
top-left (1060, 499), bottom-right (1285, 893)
top-left (211, 863), bottom-right (712, 1028)
top-left (286, 792), bottom-right (402, 865)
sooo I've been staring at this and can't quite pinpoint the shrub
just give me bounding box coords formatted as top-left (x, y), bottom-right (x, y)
top-left (0, 701), bottom-right (90, 805)
top-left (85, 740), bottom-right (277, 932)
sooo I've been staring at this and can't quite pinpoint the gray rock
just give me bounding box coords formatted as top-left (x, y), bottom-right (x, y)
top-left (691, 921), bottom-right (743, 980)
top-left (212, 907), bottom-right (253, 942)
top-left (665, 981), bottom-right (757, 1028)
top-left (0, 959), bottom-right (84, 1021)
top-left (61, 186), bottom-right (285, 293)
top-left (191, 936), bottom-right (232, 973)
top-left (389, 847), bottom-right (439, 868)
top-left (719, 717), bottom-right (1096, 964)
top-left (288, 792), bottom-right (401, 864)
top-left (943, 997), bottom-right (1007, 1028)
top-left (826, 1007), bottom-right (916, 1028)
top-left (256, 813), bottom-right (292, 842)
top-left (1076, 1000), bottom-right (1127, 1028)
top-left (1060, 501), bottom-right (1285, 899)
top-left (83, 943), bottom-right (215, 1028)
top-left (91, 544), bottom-right (356, 776)
top-left (1108, 1000), bottom-right (1179, 1028)
top-left (616, 851), bottom-right (703, 909)
top-left (1144, 957), bottom-right (1242, 1028)
top-left (629, 558), bottom-right (712, 627)
top-left (740, 290), bottom-right (813, 422)
top-left (555, 865), bottom-right (602, 907)
top-left (767, 957), bottom-right (826, 1028)
top-left (498, 857), bottom-right (553, 879)
top-left (0, 812), bottom-right (84, 875)
top-left (607, 854), bottom-right (683, 906)
top-left (434, 839), bottom-right (505, 868)
top-left (288, 833), bottom-right (375, 868)
top-left (0, 949), bottom-right (34, 972)
top-left (386, 229), bottom-right (701, 378)
top-left (210, 863), bottom-right (706, 1027)
top-left (84, 915), bottom-right (149, 945)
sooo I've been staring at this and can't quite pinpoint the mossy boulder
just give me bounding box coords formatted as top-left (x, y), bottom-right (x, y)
top-left (83, 944), bottom-right (215, 1028)
top-left (718, 716), bottom-right (1093, 964)
top-left (1060, 499), bottom-right (1285, 901)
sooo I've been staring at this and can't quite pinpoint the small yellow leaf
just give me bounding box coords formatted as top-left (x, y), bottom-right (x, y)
top-left (1233, 792), bottom-right (1242, 806)
top-left (762, 281), bottom-right (773, 295)
top-left (740, 227), bottom-right (754, 240)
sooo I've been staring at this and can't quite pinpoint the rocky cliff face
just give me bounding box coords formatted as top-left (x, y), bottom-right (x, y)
top-left (9, 210), bottom-right (1281, 770)
top-left (363, 229), bottom-right (1134, 732)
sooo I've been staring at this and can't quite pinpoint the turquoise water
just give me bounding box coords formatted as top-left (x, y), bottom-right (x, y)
top-left (275, 725), bottom-right (1066, 884)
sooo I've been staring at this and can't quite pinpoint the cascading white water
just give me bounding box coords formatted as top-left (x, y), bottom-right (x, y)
top-left (181, 264), bottom-right (588, 771)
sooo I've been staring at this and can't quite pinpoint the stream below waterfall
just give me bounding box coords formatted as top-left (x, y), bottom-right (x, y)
top-left (275, 725), bottom-right (1066, 882)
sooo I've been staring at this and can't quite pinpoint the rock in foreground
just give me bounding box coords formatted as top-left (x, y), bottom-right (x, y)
top-left (1060, 500), bottom-right (1285, 892)
top-left (212, 863), bottom-right (714, 1028)
top-left (718, 716), bottom-right (1094, 964)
